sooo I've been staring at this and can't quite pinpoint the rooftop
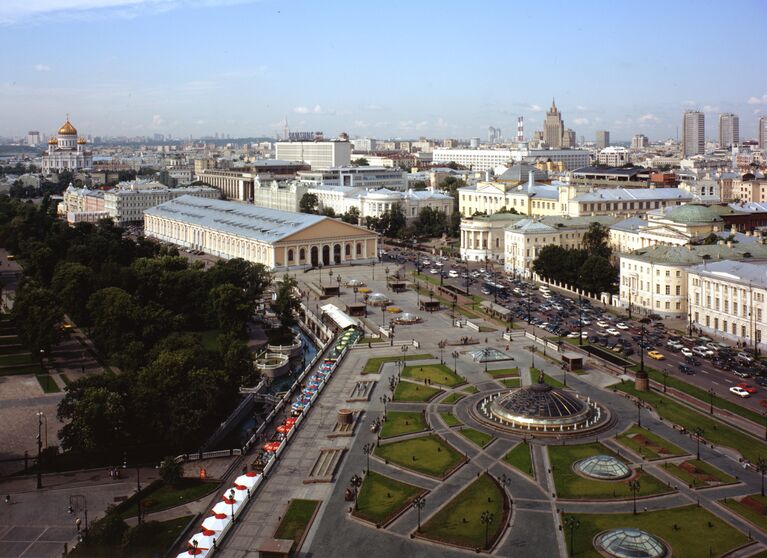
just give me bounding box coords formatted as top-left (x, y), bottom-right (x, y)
top-left (687, 259), bottom-right (767, 289)
top-left (144, 195), bottom-right (326, 244)
top-left (623, 242), bottom-right (767, 266)
top-left (610, 216), bottom-right (648, 233)
top-left (507, 215), bottom-right (617, 233)
top-left (573, 188), bottom-right (693, 203)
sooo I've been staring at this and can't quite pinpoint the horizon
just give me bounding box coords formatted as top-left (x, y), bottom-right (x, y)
top-left (1, 0), bottom-right (766, 141)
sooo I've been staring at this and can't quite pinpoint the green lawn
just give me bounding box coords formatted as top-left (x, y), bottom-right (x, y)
top-left (485, 367), bottom-right (520, 378)
top-left (363, 354), bottom-right (435, 374)
top-left (501, 378), bottom-right (521, 388)
top-left (380, 411), bottom-right (428, 439)
top-left (661, 459), bottom-right (737, 488)
top-left (614, 382), bottom-right (767, 465)
top-left (402, 364), bottom-right (464, 387)
top-left (721, 494), bottom-right (767, 532)
top-left (60, 373), bottom-right (72, 386)
top-left (616, 424), bottom-right (687, 460)
top-left (71, 515), bottom-right (193, 558)
top-left (504, 443), bottom-right (534, 478)
top-left (542, 372), bottom-right (564, 388)
top-left (462, 384), bottom-right (478, 394)
top-left (458, 427), bottom-right (495, 448)
top-left (119, 479), bottom-right (219, 518)
top-left (36, 374), bottom-right (60, 393)
top-left (274, 499), bottom-right (321, 542)
top-left (441, 392), bottom-right (465, 405)
top-left (374, 435), bottom-right (464, 478)
top-left (419, 474), bottom-right (506, 550)
top-left (564, 505), bottom-right (749, 558)
top-left (353, 471), bottom-right (425, 525)
top-left (0, 363), bottom-right (43, 376)
top-left (393, 381), bottom-right (442, 403)
top-left (548, 442), bottom-right (671, 500)
top-left (633, 364), bottom-right (765, 426)
top-left (439, 412), bottom-right (462, 427)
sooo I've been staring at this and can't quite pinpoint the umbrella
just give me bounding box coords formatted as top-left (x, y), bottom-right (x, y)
top-left (212, 501), bottom-right (238, 516)
top-left (189, 531), bottom-right (217, 550)
top-left (276, 424), bottom-right (290, 434)
top-left (285, 418), bottom-right (297, 426)
top-left (234, 474), bottom-right (259, 489)
top-left (176, 549), bottom-right (209, 558)
top-left (244, 471), bottom-right (259, 477)
top-left (201, 513), bottom-right (230, 531)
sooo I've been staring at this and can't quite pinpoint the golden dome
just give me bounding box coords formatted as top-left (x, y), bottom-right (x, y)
top-left (58, 120), bottom-right (77, 135)
top-left (48, 137), bottom-right (57, 145)
top-left (77, 137), bottom-right (87, 144)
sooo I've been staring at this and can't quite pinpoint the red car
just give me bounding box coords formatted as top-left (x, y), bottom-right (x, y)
top-left (737, 382), bottom-right (757, 394)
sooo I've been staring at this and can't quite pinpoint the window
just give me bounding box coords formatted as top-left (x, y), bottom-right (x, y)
top-left (665, 301), bottom-right (670, 309)
top-left (287, 249), bottom-right (294, 262)
top-left (695, 293), bottom-right (700, 305)
top-left (723, 320), bottom-right (728, 331)
top-left (742, 325), bottom-right (747, 337)
top-left (656, 284), bottom-right (660, 294)
top-left (714, 317), bottom-right (719, 330)
top-left (676, 302), bottom-right (681, 310)
top-left (665, 285), bottom-right (670, 295)
top-left (299, 248), bottom-right (305, 261)
top-left (676, 285), bottom-right (681, 296)
top-left (665, 270), bottom-right (670, 277)
top-left (732, 323), bottom-right (737, 334)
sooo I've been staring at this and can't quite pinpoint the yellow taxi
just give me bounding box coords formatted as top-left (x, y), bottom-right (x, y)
top-left (647, 350), bottom-right (665, 360)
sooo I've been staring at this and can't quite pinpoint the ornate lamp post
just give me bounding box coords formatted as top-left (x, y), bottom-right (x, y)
top-left (36, 411), bottom-right (43, 489)
top-left (229, 488), bottom-right (236, 522)
top-left (438, 340), bottom-right (447, 364)
top-left (412, 495), bottom-right (426, 532)
top-left (452, 350), bottom-right (459, 373)
top-left (757, 456), bottom-right (767, 497)
top-left (708, 388), bottom-right (715, 415)
top-left (693, 426), bottom-right (705, 460)
top-left (401, 344), bottom-right (409, 370)
top-left (480, 510), bottom-right (494, 549)
top-left (565, 516), bottom-right (580, 555)
top-left (628, 480), bottom-right (641, 515)
top-left (362, 443), bottom-right (374, 473)
top-left (353, 285), bottom-right (359, 303)
top-left (336, 274), bottom-right (341, 292)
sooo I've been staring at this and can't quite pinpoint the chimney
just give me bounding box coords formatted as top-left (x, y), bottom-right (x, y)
top-left (527, 170), bottom-right (535, 194)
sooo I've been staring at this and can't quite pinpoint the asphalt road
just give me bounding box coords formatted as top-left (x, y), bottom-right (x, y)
top-left (382, 246), bottom-right (767, 417)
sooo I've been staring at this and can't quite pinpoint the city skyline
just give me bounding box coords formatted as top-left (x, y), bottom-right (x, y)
top-left (1, 0), bottom-right (766, 140)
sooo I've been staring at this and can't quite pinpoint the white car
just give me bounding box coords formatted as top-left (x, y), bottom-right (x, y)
top-left (567, 331), bottom-right (580, 338)
top-left (680, 348), bottom-right (693, 358)
top-left (729, 386), bottom-right (750, 398)
top-left (606, 328), bottom-right (620, 336)
top-left (448, 270), bottom-right (459, 278)
top-left (597, 320), bottom-right (609, 328)
top-left (616, 323), bottom-right (629, 330)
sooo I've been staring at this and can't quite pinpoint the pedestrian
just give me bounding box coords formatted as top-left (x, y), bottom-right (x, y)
top-left (75, 517), bottom-right (82, 532)
top-left (4, 495), bottom-right (9, 505)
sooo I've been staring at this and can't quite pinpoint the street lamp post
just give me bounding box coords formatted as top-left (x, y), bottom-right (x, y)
top-left (694, 427), bottom-right (705, 460)
top-left (229, 488), bottom-right (236, 523)
top-left (318, 263), bottom-right (323, 285)
top-left (662, 370), bottom-right (668, 393)
top-left (565, 516), bottom-right (580, 556)
top-left (412, 495), bottom-right (426, 532)
top-left (757, 457), bottom-right (767, 497)
top-left (401, 344), bottom-right (409, 371)
top-left (480, 510), bottom-right (494, 549)
top-left (708, 388), bottom-right (715, 415)
top-left (452, 350), bottom-right (459, 374)
top-left (578, 294), bottom-right (583, 347)
top-left (628, 479), bottom-right (641, 515)
top-left (438, 340), bottom-right (447, 364)
top-left (353, 286), bottom-right (359, 303)
top-left (362, 443), bottom-right (374, 473)
top-left (36, 411), bottom-right (43, 489)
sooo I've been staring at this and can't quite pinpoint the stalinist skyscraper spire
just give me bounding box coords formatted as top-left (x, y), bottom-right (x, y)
top-left (543, 98), bottom-right (564, 148)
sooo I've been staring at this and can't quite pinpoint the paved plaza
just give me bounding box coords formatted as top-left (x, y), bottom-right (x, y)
top-left (211, 262), bottom-right (767, 557)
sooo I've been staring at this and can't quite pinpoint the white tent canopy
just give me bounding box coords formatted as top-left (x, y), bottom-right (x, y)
top-left (320, 303), bottom-right (358, 330)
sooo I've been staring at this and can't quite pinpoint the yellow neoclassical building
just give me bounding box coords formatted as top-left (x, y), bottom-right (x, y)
top-left (144, 195), bottom-right (378, 270)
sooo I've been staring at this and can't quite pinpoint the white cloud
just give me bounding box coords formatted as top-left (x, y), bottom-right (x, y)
top-left (293, 104), bottom-right (326, 115)
top-left (573, 117), bottom-right (589, 125)
top-left (353, 119), bottom-right (368, 128)
top-left (529, 104), bottom-right (542, 112)
top-left (638, 113), bottom-right (660, 123)
top-left (365, 103), bottom-right (384, 111)
top-left (748, 94), bottom-right (767, 105)
top-left (576, 105), bottom-right (587, 111)
top-left (293, 106), bottom-right (310, 114)
top-left (702, 105), bottom-right (719, 113)
top-left (151, 114), bottom-right (164, 127)
top-left (0, 0), bottom-right (261, 26)
top-left (33, 64), bottom-right (51, 72)
top-left (683, 100), bottom-right (697, 107)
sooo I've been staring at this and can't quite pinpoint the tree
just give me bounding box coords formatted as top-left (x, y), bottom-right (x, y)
top-left (379, 203), bottom-right (407, 238)
top-left (85, 513), bottom-right (129, 546)
top-left (51, 261), bottom-right (96, 325)
top-left (58, 382), bottom-right (128, 454)
top-left (273, 274), bottom-right (300, 330)
top-left (11, 283), bottom-right (62, 352)
top-left (210, 283), bottom-right (252, 335)
top-left (411, 181), bottom-right (428, 191)
top-left (320, 206), bottom-right (336, 217)
top-left (299, 192), bottom-right (319, 214)
top-left (87, 287), bottom-right (143, 356)
top-left (159, 456), bottom-right (183, 487)
top-left (413, 207), bottom-right (449, 238)
top-left (341, 206), bottom-right (360, 224)
top-left (351, 157), bottom-right (369, 166)
top-left (578, 255), bottom-right (618, 294)
top-left (582, 222), bottom-right (611, 259)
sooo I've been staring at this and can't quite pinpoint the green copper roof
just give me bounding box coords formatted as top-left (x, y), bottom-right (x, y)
top-left (664, 204), bottom-right (723, 224)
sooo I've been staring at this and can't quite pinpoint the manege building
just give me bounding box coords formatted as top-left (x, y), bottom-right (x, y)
top-left (144, 195), bottom-right (378, 270)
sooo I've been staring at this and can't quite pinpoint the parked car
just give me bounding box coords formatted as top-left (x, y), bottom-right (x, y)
top-left (606, 328), bottom-right (620, 336)
top-left (692, 346), bottom-right (713, 358)
top-left (736, 383), bottom-right (757, 394)
top-left (734, 369), bottom-right (752, 378)
top-left (680, 348), bottom-right (693, 358)
top-left (616, 322), bottom-right (629, 330)
top-left (648, 350), bottom-right (665, 360)
top-left (729, 386), bottom-right (750, 398)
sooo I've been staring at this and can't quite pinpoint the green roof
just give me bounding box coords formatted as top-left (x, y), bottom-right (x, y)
top-left (625, 242), bottom-right (767, 266)
top-left (664, 204), bottom-right (722, 224)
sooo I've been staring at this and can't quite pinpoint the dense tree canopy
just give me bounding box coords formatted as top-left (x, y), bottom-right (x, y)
top-left (299, 192), bottom-right (319, 214)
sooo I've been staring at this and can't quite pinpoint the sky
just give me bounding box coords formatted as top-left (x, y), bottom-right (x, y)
top-left (1, 0), bottom-right (766, 142)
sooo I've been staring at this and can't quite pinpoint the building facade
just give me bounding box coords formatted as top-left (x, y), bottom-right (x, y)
top-left (42, 118), bottom-right (93, 174)
top-left (275, 140), bottom-right (352, 170)
top-left (718, 113), bottom-right (740, 148)
top-left (544, 99), bottom-right (564, 148)
top-left (631, 134), bottom-right (649, 149)
top-left (459, 213), bottom-right (524, 262)
top-left (683, 111), bottom-right (705, 157)
top-left (760, 116), bottom-right (767, 150)
top-left (251, 178), bottom-right (309, 212)
top-left (687, 260), bottom-right (767, 351)
top-left (596, 131), bottom-right (610, 150)
top-left (297, 166), bottom-right (407, 190)
top-left (597, 146), bottom-right (630, 167)
top-left (144, 195), bottom-right (378, 270)
top-left (103, 181), bottom-right (219, 224)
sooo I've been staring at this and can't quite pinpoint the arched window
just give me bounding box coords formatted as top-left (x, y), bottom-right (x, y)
top-left (299, 248), bottom-right (305, 261)
top-left (356, 242), bottom-right (362, 255)
top-left (288, 249), bottom-right (294, 262)
top-left (345, 244), bottom-right (351, 256)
